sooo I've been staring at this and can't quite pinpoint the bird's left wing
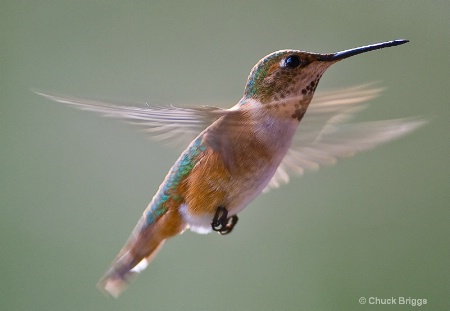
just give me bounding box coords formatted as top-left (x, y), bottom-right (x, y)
top-left (264, 84), bottom-right (427, 192)
top-left (34, 91), bottom-right (228, 147)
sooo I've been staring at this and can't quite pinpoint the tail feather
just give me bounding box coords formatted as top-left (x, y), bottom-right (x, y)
top-left (97, 208), bottom-right (185, 297)
top-left (98, 240), bottom-right (165, 298)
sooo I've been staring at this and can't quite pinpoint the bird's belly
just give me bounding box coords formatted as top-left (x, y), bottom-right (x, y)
top-left (179, 116), bottom-right (297, 234)
top-left (180, 203), bottom-right (215, 234)
top-left (180, 157), bottom-right (281, 234)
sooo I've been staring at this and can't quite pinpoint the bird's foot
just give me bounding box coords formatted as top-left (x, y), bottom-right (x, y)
top-left (211, 206), bottom-right (238, 235)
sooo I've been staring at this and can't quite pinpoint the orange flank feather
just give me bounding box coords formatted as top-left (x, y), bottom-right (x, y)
top-left (181, 147), bottom-right (231, 216)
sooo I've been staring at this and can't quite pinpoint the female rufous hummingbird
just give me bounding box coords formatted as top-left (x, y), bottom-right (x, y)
top-left (36, 39), bottom-right (425, 297)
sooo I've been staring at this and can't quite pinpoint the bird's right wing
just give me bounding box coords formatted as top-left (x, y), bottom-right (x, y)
top-left (264, 84), bottom-right (426, 192)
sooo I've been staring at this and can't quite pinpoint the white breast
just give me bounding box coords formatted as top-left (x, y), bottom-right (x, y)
top-left (181, 102), bottom-right (300, 234)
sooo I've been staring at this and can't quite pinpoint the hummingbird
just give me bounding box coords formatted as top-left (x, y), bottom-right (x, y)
top-left (36, 39), bottom-right (425, 297)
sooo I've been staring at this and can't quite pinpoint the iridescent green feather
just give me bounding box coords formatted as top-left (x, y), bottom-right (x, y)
top-left (145, 137), bottom-right (206, 225)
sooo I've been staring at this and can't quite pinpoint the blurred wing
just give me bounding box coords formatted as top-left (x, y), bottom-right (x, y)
top-left (264, 84), bottom-right (426, 192)
top-left (34, 91), bottom-right (227, 147)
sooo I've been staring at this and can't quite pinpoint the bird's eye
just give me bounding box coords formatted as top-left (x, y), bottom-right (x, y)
top-left (283, 55), bottom-right (301, 69)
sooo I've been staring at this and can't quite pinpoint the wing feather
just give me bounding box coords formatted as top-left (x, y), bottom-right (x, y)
top-left (34, 91), bottom-right (227, 147)
top-left (264, 85), bottom-right (426, 192)
top-left (34, 87), bottom-right (426, 194)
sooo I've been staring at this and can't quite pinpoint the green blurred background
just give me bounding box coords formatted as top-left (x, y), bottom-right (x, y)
top-left (1, 1), bottom-right (449, 310)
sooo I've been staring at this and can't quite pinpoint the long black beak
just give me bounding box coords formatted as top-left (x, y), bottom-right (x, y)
top-left (317, 39), bottom-right (409, 62)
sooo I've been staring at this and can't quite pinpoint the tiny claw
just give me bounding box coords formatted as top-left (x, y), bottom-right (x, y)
top-left (218, 215), bottom-right (239, 235)
top-left (211, 206), bottom-right (238, 235)
top-left (211, 206), bottom-right (228, 232)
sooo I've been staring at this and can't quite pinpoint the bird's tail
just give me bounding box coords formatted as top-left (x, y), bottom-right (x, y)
top-left (97, 209), bottom-right (184, 298)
